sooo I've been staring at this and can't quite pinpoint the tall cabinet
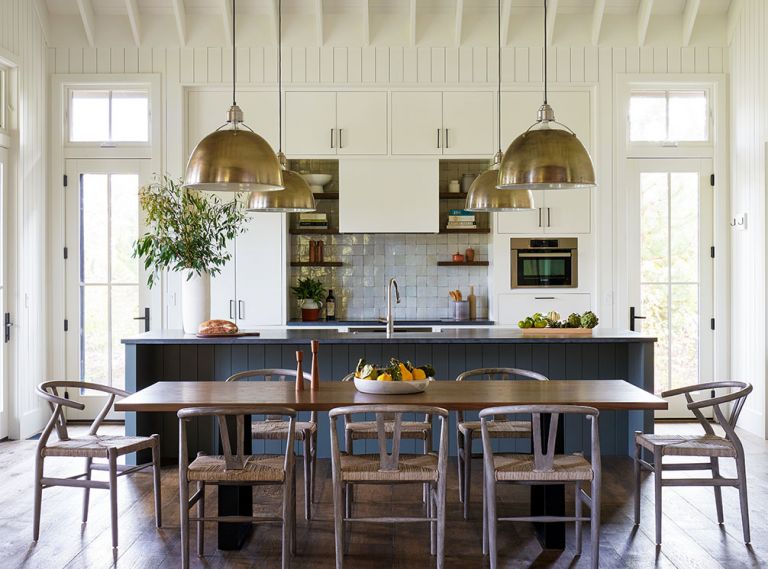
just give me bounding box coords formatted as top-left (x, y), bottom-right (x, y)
top-left (187, 89), bottom-right (286, 327)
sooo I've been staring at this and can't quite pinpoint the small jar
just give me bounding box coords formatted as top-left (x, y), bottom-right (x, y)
top-left (448, 180), bottom-right (461, 193)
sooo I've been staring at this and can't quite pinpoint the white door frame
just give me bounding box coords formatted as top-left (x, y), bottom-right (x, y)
top-left (0, 146), bottom-right (9, 438)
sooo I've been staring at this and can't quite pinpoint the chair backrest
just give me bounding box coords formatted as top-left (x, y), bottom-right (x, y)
top-left (177, 406), bottom-right (297, 472)
top-left (479, 405), bottom-right (600, 474)
top-left (35, 381), bottom-right (129, 447)
top-left (329, 405), bottom-right (448, 474)
top-left (227, 369), bottom-right (315, 421)
top-left (662, 381), bottom-right (752, 449)
top-left (456, 367), bottom-right (549, 382)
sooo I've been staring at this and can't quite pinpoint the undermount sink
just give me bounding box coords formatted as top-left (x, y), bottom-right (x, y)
top-left (345, 327), bottom-right (434, 334)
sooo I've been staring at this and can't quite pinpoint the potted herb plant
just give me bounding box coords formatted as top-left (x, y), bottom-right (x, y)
top-left (133, 175), bottom-right (247, 333)
top-left (291, 277), bottom-right (326, 321)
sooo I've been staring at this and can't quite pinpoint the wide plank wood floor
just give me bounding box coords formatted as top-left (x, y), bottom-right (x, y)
top-left (0, 423), bottom-right (766, 568)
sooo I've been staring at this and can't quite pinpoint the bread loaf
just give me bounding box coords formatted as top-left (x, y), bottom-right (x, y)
top-left (198, 319), bottom-right (239, 335)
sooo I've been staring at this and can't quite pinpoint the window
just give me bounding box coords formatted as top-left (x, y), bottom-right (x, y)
top-left (69, 89), bottom-right (149, 143)
top-left (0, 68), bottom-right (6, 131)
top-left (629, 90), bottom-right (709, 143)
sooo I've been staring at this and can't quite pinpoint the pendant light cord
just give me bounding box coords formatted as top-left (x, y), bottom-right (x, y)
top-left (543, 0), bottom-right (548, 105)
top-left (497, 0), bottom-right (502, 153)
top-left (232, 0), bottom-right (236, 107)
top-left (278, 0), bottom-right (283, 153)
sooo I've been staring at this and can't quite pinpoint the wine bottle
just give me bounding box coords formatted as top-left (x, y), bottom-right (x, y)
top-left (326, 289), bottom-right (336, 321)
top-left (468, 285), bottom-right (477, 320)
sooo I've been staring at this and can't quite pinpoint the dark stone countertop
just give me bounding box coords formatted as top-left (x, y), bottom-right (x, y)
top-left (123, 328), bottom-right (656, 345)
top-left (286, 319), bottom-right (495, 327)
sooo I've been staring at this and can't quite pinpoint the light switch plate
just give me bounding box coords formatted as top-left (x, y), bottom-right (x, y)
top-left (732, 212), bottom-right (747, 230)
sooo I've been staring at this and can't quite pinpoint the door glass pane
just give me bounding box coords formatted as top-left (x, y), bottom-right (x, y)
top-left (639, 171), bottom-right (702, 394)
top-left (79, 171), bottom-right (143, 387)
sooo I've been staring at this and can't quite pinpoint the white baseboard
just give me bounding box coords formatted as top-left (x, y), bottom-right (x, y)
top-left (737, 406), bottom-right (766, 439)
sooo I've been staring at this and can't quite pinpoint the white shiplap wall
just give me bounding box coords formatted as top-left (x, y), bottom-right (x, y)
top-left (729, 0), bottom-right (767, 438)
top-left (0, 0), bottom-right (48, 438)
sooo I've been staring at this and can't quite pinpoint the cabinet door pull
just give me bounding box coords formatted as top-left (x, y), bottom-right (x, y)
top-left (534, 297), bottom-right (556, 300)
top-left (547, 207), bottom-right (551, 227)
top-left (436, 128), bottom-right (441, 148)
top-left (330, 128), bottom-right (334, 149)
top-left (238, 300), bottom-right (244, 320)
top-left (338, 128), bottom-right (343, 149)
top-left (444, 128), bottom-right (449, 148)
top-left (538, 208), bottom-right (542, 228)
top-left (229, 300), bottom-right (235, 320)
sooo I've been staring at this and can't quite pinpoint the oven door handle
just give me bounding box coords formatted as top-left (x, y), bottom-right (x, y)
top-left (517, 252), bottom-right (572, 258)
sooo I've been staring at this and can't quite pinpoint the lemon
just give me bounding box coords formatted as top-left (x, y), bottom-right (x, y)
top-left (377, 373), bottom-right (393, 382)
top-left (412, 368), bottom-right (427, 380)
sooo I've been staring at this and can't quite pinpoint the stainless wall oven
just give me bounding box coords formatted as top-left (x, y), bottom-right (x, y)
top-left (510, 238), bottom-right (578, 288)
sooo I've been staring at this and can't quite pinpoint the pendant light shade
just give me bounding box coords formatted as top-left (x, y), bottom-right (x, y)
top-left (247, 153), bottom-right (316, 212)
top-left (183, 0), bottom-right (283, 192)
top-left (497, 0), bottom-right (595, 191)
top-left (466, 153), bottom-right (535, 212)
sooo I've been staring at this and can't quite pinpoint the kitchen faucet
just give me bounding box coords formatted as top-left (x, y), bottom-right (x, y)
top-left (386, 277), bottom-right (400, 338)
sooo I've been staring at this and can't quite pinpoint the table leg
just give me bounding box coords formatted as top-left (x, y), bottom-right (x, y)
top-left (217, 413), bottom-right (253, 550)
top-left (531, 412), bottom-right (566, 549)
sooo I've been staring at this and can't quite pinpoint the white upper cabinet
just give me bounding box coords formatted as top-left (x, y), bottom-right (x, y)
top-left (496, 190), bottom-right (545, 234)
top-left (339, 159), bottom-right (439, 233)
top-left (284, 91), bottom-right (337, 156)
top-left (442, 92), bottom-right (495, 156)
top-left (336, 92), bottom-right (388, 155)
top-left (187, 90), bottom-right (279, 154)
top-left (497, 190), bottom-right (591, 235)
top-left (392, 91), bottom-right (494, 156)
top-left (391, 92), bottom-right (443, 155)
top-left (285, 91), bottom-right (388, 156)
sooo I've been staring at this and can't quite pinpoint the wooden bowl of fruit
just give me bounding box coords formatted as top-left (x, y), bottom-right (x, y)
top-left (352, 358), bottom-right (435, 394)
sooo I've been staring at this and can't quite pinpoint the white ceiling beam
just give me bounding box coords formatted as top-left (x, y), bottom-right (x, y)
top-left (546, 0), bottom-right (559, 46)
top-left (637, 0), bottom-right (654, 47)
top-left (363, 0), bottom-right (370, 46)
top-left (591, 0), bottom-right (606, 46)
top-left (455, 0), bottom-right (463, 46)
top-left (315, 0), bottom-right (324, 46)
top-left (727, 0), bottom-right (744, 45)
top-left (501, 0), bottom-right (512, 46)
top-left (681, 0), bottom-right (701, 47)
top-left (125, 0), bottom-right (141, 47)
top-left (32, 0), bottom-right (50, 45)
top-left (76, 0), bottom-right (96, 47)
top-left (409, 0), bottom-right (417, 47)
top-left (170, 0), bottom-right (187, 46)
top-left (221, 0), bottom-right (233, 47)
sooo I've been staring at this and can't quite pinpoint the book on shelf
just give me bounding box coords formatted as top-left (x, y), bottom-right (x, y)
top-left (445, 223), bottom-right (478, 230)
top-left (448, 215), bottom-right (476, 222)
top-left (448, 209), bottom-right (472, 216)
top-left (299, 213), bottom-right (328, 221)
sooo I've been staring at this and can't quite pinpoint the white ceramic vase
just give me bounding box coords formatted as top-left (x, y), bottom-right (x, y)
top-left (181, 270), bottom-right (211, 334)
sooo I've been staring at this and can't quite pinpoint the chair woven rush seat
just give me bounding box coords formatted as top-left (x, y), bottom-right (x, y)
top-left (636, 433), bottom-right (737, 457)
top-left (251, 420), bottom-right (317, 440)
top-left (493, 453), bottom-right (594, 482)
top-left (339, 453), bottom-right (440, 482)
top-left (346, 420), bottom-right (431, 440)
top-left (187, 454), bottom-right (287, 483)
top-left (458, 420), bottom-right (532, 438)
top-left (42, 434), bottom-right (156, 458)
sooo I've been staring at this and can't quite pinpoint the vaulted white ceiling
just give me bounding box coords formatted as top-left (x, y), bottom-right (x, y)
top-left (36, 0), bottom-right (739, 48)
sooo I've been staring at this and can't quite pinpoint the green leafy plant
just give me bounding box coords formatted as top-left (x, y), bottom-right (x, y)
top-left (133, 175), bottom-right (247, 288)
top-left (291, 276), bottom-right (326, 306)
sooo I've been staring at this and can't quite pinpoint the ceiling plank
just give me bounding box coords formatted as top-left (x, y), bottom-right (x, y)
top-left (546, 0), bottom-right (559, 46)
top-left (409, 0), bottom-right (417, 47)
top-left (32, 0), bottom-right (50, 45)
top-left (591, 0), bottom-right (606, 46)
top-left (637, 0), bottom-right (654, 47)
top-left (125, 0), bottom-right (141, 47)
top-left (455, 0), bottom-right (463, 46)
top-left (315, 0), bottom-right (323, 46)
top-left (222, 0), bottom-right (233, 47)
top-left (501, 0), bottom-right (512, 46)
top-left (76, 0), bottom-right (96, 47)
top-left (170, 0), bottom-right (187, 46)
top-left (363, 0), bottom-right (370, 46)
top-left (682, 0), bottom-right (701, 47)
top-left (727, 0), bottom-right (744, 45)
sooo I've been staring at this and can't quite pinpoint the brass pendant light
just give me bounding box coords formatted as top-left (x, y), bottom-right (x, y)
top-left (466, 0), bottom-right (534, 212)
top-left (184, 0), bottom-right (283, 192)
top-left (247, 0), bottom-right (315, 213)
top-left (497, 0), bottom-right (595, 190)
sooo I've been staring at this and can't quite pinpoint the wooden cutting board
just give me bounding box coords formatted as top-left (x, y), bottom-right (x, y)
top-left (520, 328), bottom-right (593, 336)
top-left (195, 331), bottom-right (261, 338)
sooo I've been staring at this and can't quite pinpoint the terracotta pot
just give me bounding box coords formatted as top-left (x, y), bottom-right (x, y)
top-left (302, 308), bottom-right (321, 322)
top-left (465, 247), bottom-right (475, 262)
top-left (452, 252), bottom-right (465, 262)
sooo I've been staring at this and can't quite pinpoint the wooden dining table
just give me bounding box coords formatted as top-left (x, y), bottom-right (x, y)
top-left (116, 379), bottom-right (666, 552)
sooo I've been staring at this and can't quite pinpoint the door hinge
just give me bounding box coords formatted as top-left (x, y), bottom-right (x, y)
top-left (63, 246), bottom-right (68, 259)
top-left (710, 246), bottom-right (715, 258)
top-left (64, 319), bottom-right (69, 332)
top-left (710, 174), bottom-right (715, 187)
top-left (710, 318), bottom-right (715, 330)
top-left (63, 174), bottom-right (68, 188)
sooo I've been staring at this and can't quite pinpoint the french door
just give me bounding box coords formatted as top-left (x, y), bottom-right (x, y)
top-left (628, 158), bottom-right (714, 418)
top-left (64, 159), bottom-right (159, 419)
top-left (0, 148), bottom-right (8, 438)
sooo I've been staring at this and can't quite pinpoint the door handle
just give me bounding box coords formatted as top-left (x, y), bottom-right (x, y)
top-left (629, 306), bottom-right (646, 332)
top-left (238, 300), bottom-right (244, 320)
top-left (4, 312), bottom-right (12, 343)
top-left (132, 307), bottom-right (151, 332)
top-left (330, 128), bottom-right (334, 149)
top-left (229, 300), bottom-right (235, 320)
top-left (444, 128), bottom-right (449, 148)
top-left (436, 128), bottom-right (441, 149)
top-left (534, 297), bottom-right (556, 300)
top-left (547, 207), bottom-right (551, 227)
top-left (338, 128), bottom-right (343, 149)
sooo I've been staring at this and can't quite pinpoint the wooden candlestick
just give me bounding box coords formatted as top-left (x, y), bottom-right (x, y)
top-left (310, 340), bottom-right (320, 391)
top-left (295, 351), bottom-right (304, 392)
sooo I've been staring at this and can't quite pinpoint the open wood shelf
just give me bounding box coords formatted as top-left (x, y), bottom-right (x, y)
top-left (437, 261), bottom-right (489, 267)
top-left (440, 227), bottom-right (491, 234)
top-left (290, 261), bottom-right (343, 267)
top-left (289, 228), bottom-right (339, 235)
top-left (439, 192), bottom-right (469, 200)
top-left (312, 192), bottom-right (339, 200)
